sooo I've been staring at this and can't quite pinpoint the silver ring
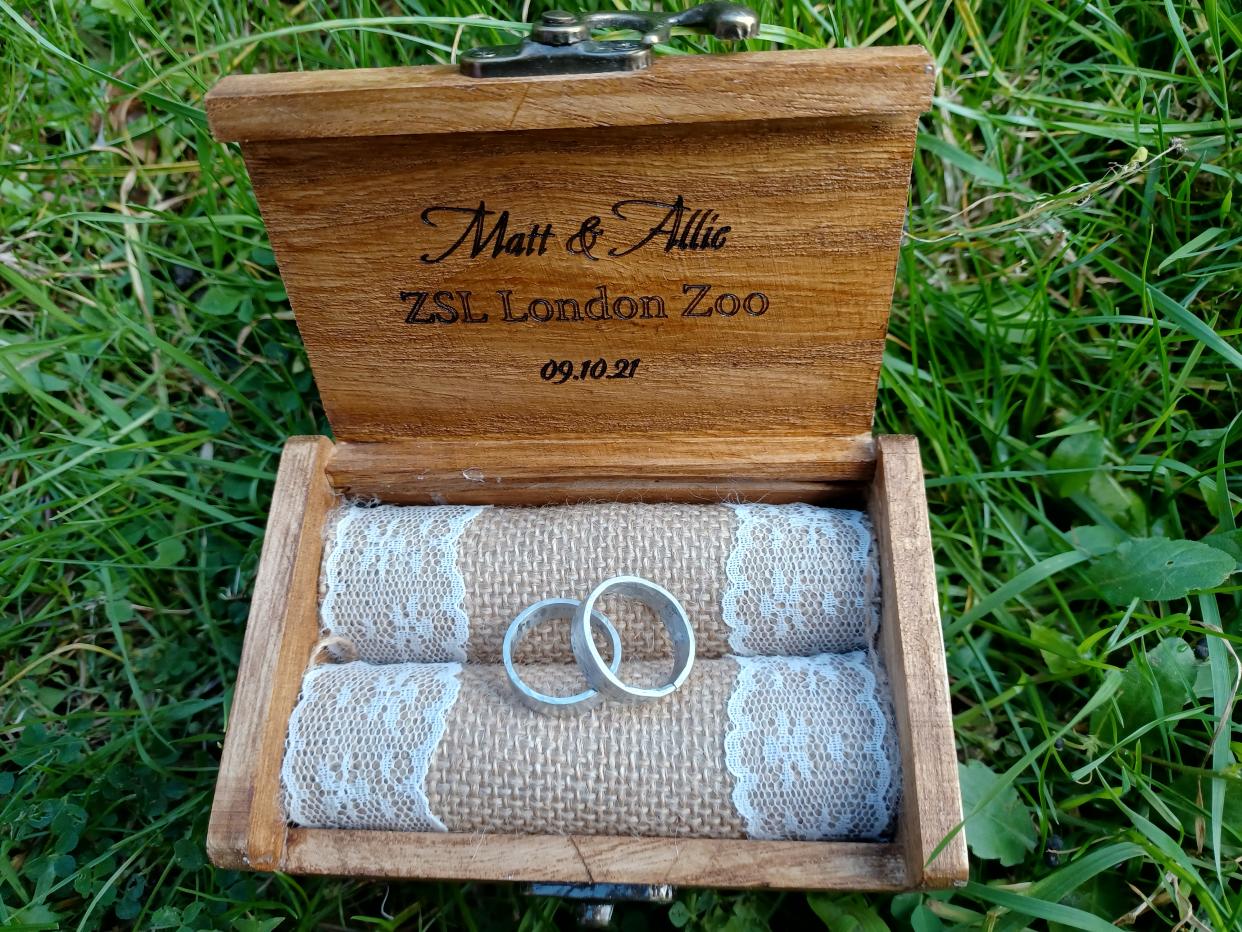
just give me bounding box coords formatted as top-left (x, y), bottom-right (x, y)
top-left (570, 575), bottom-right (695, 703)
top-left (503, 598), bottom-right (622, 715)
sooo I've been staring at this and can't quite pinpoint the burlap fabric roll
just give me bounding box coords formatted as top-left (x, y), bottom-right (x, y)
top-left (281, 654), bottom-right (900, 841)
top-left (319, 501), bottom-right (879, 664)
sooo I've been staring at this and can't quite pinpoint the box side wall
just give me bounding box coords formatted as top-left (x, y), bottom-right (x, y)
top-left (207, 437), bottom-right (335, 870)
top-left (869, 436), bottom-right (968, 887)
top-left (205, 47), bottom-right (934, 142)
top-left (282, 829), bottom-right (909, 890)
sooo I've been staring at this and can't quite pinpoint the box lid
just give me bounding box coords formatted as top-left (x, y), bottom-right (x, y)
top-left (206, 46), bottom-right (932, 478)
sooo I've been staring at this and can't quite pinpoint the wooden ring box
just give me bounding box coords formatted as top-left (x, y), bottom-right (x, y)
top-left (203, 45), bottom-right (967, 891)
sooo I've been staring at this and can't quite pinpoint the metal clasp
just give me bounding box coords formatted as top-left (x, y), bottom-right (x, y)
top-left (460, 3), bottom-right (760, 78)
top-left (525, 883), bottom-right (676, 928)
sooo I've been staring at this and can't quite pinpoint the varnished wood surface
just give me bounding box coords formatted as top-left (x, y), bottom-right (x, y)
top-left (240, 110), bottom-right (921, 459)
top-left (207, 437), bottom-right (334, 871)
top-left (869, 436), bottom-right (968, 888)
top-left (327, 434), bottom-right (874, 503)
top-left (206, 47), bottom-right (934, 141)
top-left (328, 476), bottom-right (861, 506)
top-left (283, 830), bottom-right (911, 891)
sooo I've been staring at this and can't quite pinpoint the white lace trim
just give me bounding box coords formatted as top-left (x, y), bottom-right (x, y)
top-left (722, 504), bottom-right (878, 655)
top-left (724, 653), bottom-right (898, 841)
top-left (321, 504), bottom-right (486, 662)
top-left (281, 661), bottom-right (461, 831)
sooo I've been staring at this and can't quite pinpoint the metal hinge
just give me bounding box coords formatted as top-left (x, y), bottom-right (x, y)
top-left (525, 882), bottom-right (676, 928)
top-left (460, 3), bottom-right (759, 78)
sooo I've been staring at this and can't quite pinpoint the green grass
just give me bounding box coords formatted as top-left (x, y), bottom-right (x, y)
top-left (1, 0), bottom-right (1239, 929)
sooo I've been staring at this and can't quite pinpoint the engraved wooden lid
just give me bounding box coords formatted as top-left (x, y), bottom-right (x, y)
top-left (206, 48), bottom-right (933, 477)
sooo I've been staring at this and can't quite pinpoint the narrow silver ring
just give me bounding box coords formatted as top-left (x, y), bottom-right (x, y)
top-left (570, 576), bottom-right (695, 703)
top-left (503, 598), bottom-right (622, 715)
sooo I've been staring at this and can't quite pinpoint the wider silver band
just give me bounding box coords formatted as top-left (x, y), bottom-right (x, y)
top-left (570, 575), bottom-right (695, 703)
top-left (503, 598), bottom-right (622, 715)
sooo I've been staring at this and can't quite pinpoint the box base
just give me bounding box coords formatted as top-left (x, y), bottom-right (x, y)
top-left (207, 435), bottom-right (967, 890)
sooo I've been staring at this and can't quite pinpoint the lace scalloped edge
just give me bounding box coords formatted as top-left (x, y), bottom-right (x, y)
top-left (320, 504), bottom-right (488, 662)
top-left (281, 660), bottom-right (462, 832)
top-left (721, 503), bottom-right (880, 656)
top-left (724, 652), bottom-right (898, 841)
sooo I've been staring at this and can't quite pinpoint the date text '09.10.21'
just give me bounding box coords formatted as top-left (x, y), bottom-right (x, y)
top-left (540, 358), bottom-right (640, 384)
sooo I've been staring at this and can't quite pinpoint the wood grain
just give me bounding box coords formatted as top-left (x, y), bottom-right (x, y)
top-left (236, 107), bottom-right (921, 455)
top-left (326, 479), bottom-right (861, 506)
top-left (869, 436), bottom-right (968, 888)
top-left (327, 434), bottom-right (874, 502)
top-left (282, 830), bottom-right (910, 891)
top-left (206, 47), bottom-right (933, 142)
top-left (207, 437), bottom-right (335, 871)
